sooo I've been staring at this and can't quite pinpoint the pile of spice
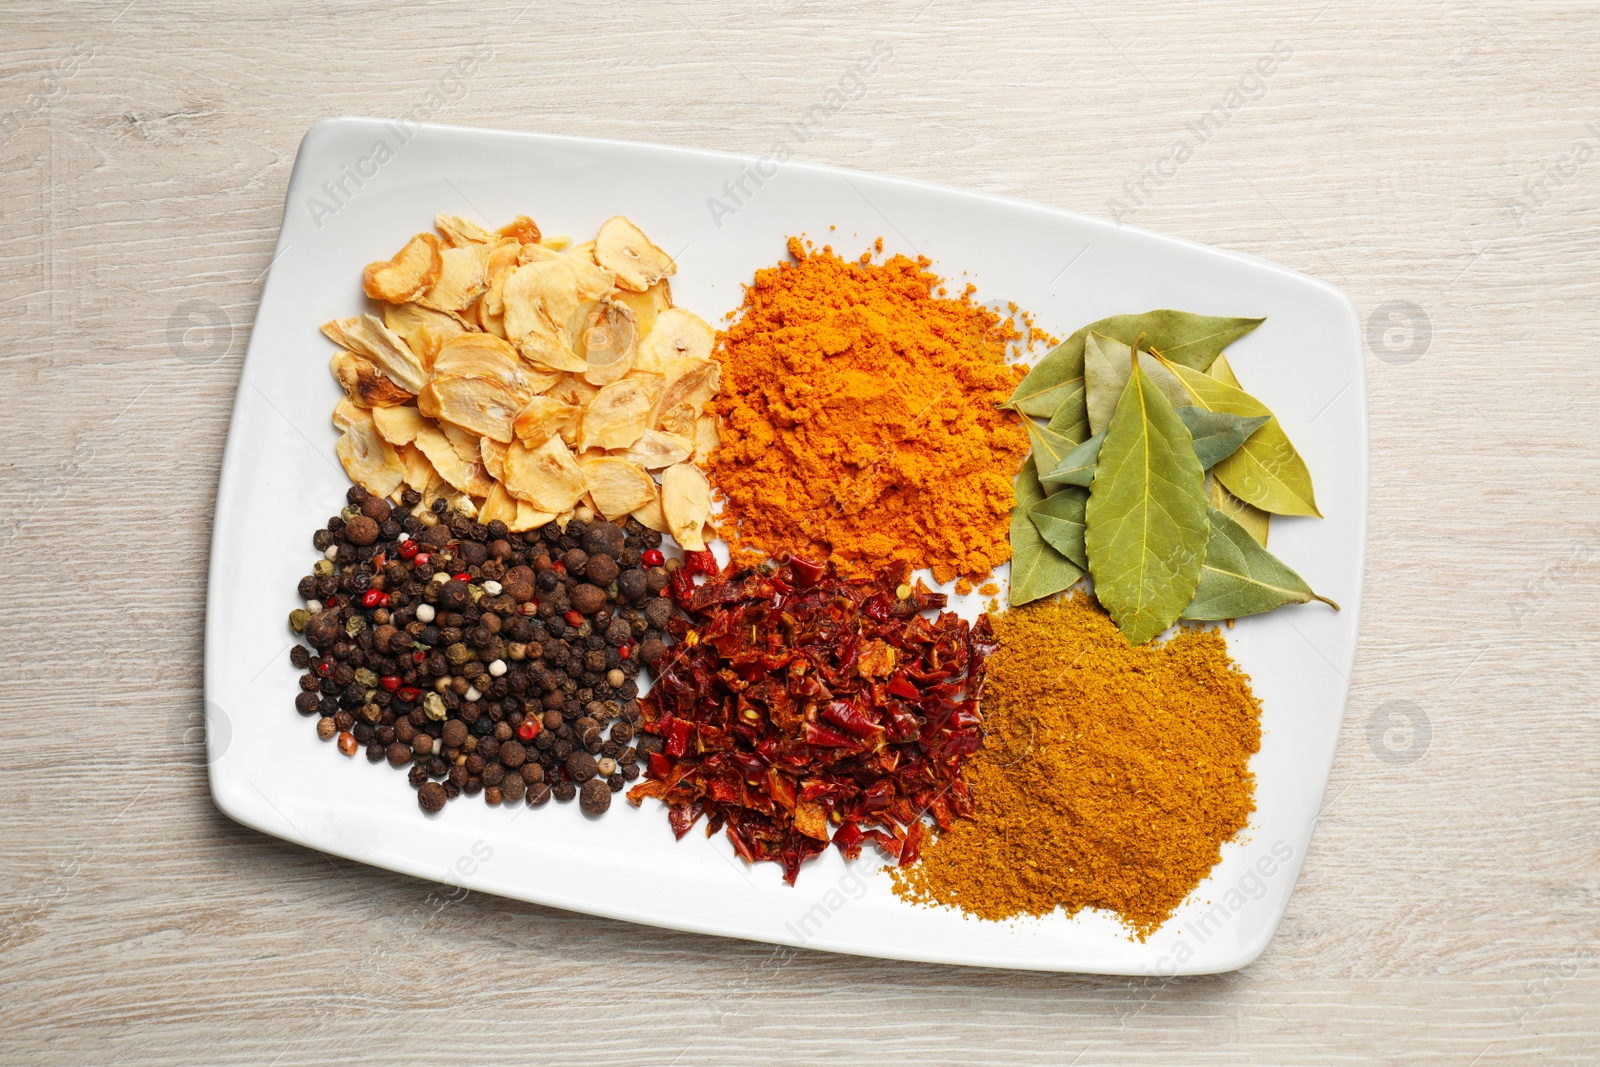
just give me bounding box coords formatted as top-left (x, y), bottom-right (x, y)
top-left (627, 552), bottom-right (996, 884)
top-left (706, 237), bottom-right (1030, 585)
top-left (288, 484), bottom-right (680, 816)
top-left (890, 593), bottom-right (1261, 938)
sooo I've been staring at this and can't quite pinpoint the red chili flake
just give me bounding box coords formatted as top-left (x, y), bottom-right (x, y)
top-left (396, 686), bottom-right (421, 702)
top-left (553, 560), bottom-right (567, 574)
top-left (619, 644), bottom-right (631, 660)
top-left (564, 610), bottom-right (584, 627)
top-left (516, 720), bottom-right (540, 742)
top-left (414, 552), bottom-right (430, 566)
top-left (413, 651), bottom-right (427, 664)
top-left (315, 658), bottom-right (334, 677)
top-left (627, 554), bottom-right (993, 885)
top-left (642, 549), bottom-right (665, 567)
top-left (377, 592), bottom-right (391, 608)
top-left (360, 589), bottom-right (384, 608)
top-left (398, 540), bottom-right (419, 559)
top-left (379, 675), bottom-right (401, 692)
top-left (452, 572), bottom-right (470, 582)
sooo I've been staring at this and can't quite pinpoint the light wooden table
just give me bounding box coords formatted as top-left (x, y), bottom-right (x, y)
top-left (4, 1), bottom-right (1597, 1063)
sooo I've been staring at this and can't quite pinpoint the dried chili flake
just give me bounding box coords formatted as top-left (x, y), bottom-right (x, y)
top-left (628, 553), bottom-right (994, 884)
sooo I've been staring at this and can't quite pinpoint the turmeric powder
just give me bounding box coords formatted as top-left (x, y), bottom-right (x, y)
top-left (707, 238), bottom-right (1029, 584)
top-left (891, 594), bottom-right (1262, 939)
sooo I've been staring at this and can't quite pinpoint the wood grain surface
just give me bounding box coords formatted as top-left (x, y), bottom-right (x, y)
top-left (3, 1), bottom-right (1598, 1063)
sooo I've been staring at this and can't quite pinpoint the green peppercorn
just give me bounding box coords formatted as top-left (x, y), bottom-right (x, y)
top-left (423, 692), bottom-right (448, 721)
top-left (344, 615), bottom-right (367, 636)
top-left (313, 559), bottom-right (336, 578)
top-left (354, 667), bottom-right (379, 689)
top-left (288, 608), bottom-right (311, 633)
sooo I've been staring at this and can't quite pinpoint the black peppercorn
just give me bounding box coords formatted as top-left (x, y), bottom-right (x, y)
top-left (579, 778), bottom-right (611, 815)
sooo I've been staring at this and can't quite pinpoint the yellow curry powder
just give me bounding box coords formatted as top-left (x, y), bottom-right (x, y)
top-left (707, 238), bottom-right (1029, 584)
top-left (891, 594), bottom-right (1262, 938)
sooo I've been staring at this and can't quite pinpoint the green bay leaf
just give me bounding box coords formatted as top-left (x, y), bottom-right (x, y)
top-left (1204, 357), bottom-right (1272, 545)
top-left (1083, 359), bottom-right (1209, 645)
top-left (1045, 381), bottom-right (1090, 445)
top-left (1209, 352), bottom-right (1244, 389)
top-left (1006, 310), bottom-right (1262, 414)
top-left (1138, 311), bottom-right (1265, 371)
top-left (1009, 457), bottom-right (1083, 606)
top-left (1040, 431), bottom-right (1104, 489)
top-left (1027, 485), bottom-right (1089, 569)
top-left (1024, 418), bottom-right (1080, 480)
top-left (1208, 474), bottom-right (1271, 547)
top-left (1158, 356), bottom-right (1322, 518)
top-left (1176, 405), bottom-right (1270, 469)
top-left (1182, 507), bottom-right (1339, 619)
top-left (1084, 333), bottom-right (1189, 436)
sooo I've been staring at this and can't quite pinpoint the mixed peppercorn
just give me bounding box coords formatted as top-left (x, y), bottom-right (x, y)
top-left (289, 484), bottom-right (678, 815)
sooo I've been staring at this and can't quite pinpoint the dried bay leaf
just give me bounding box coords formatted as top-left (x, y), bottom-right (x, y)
top-left (1008, 457), bottom-right (1083, 606)
top-left (1039, 431), bottom-right (1103, 489)
top-left (1027, 485), bottom-right (1089, 570)
top-left (1006, 309), bottom-right (1264, 415)
top-left (1084, 359), bottom-right (1209, 645)
top-left (1045, 381), bottom-right (1090, 445)
top-left (1204, 354), bottom-right (1271, 545)
top-left (1209, 352), bottom-right (1244, 390)
top-left (1135, 310), bottom-right (1264, 371)
top-left (1182, 507), bottom-right (1338, 619)
top-left (1158, 356), bottom-right (1321, 518)
top-left (1208, 474), bottom-right (1270, 547)
top-left (1023, 419), bottom-right (1080, 482)
top-left (1176, 406), bottom-right (1269, 469)
top-left (1084, 333), bottom-right (1188, 437)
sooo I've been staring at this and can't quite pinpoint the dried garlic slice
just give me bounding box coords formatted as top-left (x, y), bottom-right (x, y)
top-left (330, 350), bottom-right (412, 407)
top-left (438, 421), bottom-right (481, 467)
top-left (433, 334), bottom-right (552, 401)
top-left (593, 215), bottom-right (676, 292)
top-left (397, 443), bottom-right (436, 493)
top-left (660, 463), bottom-right (712, 551)
top-left (650, 356), bottom-right (722, 428)
top-left (434, 214), bottom-right (495, 247)
top-left (577, 456), bottom-right (658, 520)
top-left (502, 436), bottom-right (587, 514)
top-left (561, 249), bottom-right (616, 301)
top-left (631, 484), bottom-right (671, 534)
top-left (479, 436), bottom-right (508, 482)
top-left (636, 307), bottom-right (715, 374)
top-left (382, 302), bottom-right (468, 372)
top-left (578, 379), bottom-right (652, 452)
top-left (692, 414), bottom-right (721, 465)
top-left (321, 314), bottom-right (427, 394)
top-left (363, 232), bottom-right (442, 304)
top-left (497, 215), bottom-right (541, 244)
top-left (612, 279), bottom-right (673, 341)
top-left (417, 243), bottom-right (491, 313)
top-left (503, 260), bottom-right (581, 340)
top-left (335, 407), bottom-right (405, 498)
top-left (574, 298), bottom-right (639, 386)
top-left (371, 404), bottom-right (430, 447)
top-left (512, 395), bottom-right (581, 447)
top-left (417, 376), bottom-right (525, 444)
top-left (412, 423), bottom-right (495, 497)
top-left (613, 428), bottom-right (693, 470)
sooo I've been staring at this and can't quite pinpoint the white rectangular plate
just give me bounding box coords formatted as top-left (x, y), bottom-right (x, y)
top-left (207, 117), bottom-right (1367, 975)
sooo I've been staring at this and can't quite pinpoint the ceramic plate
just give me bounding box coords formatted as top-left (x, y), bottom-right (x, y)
top-left (206, 117), bottom-right (1367, 974)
